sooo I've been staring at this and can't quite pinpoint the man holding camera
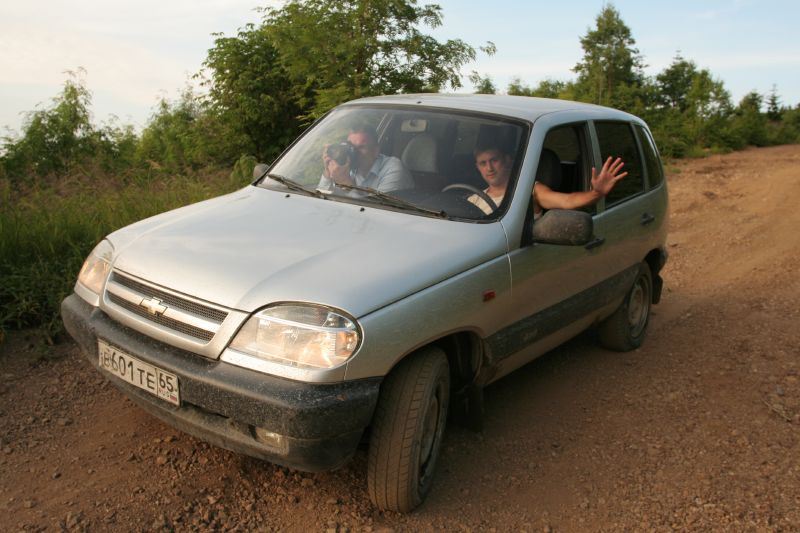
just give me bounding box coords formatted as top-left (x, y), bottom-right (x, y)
top-left (317, 127), bottom-right (413, 194)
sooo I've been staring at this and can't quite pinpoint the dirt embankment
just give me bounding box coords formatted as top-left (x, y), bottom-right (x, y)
top-left (1, 145), bottom-right (799, 532)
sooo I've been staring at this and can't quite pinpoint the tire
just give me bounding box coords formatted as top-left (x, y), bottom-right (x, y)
top-left (367, 347), bottom-right (450, 512)
top-left (598, 262), bottom-right (653, 352)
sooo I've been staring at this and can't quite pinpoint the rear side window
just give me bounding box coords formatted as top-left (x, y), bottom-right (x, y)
top-left (634, 125), bottom-right (664, 188)
top-left (594, 121), bottom-right (644, 207)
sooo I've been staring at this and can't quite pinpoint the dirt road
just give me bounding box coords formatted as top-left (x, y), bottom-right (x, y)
top-left (2, 145), bottom-right (799, 532)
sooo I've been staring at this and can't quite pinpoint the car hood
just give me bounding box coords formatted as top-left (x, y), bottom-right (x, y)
top-left (108, 186), bottom-right (509, 317)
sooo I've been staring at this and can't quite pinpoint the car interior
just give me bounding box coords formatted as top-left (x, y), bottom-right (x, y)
top-left (379, 117), bottom-right (592, 201)
top-left (379, 114), bottom-right (524, 196)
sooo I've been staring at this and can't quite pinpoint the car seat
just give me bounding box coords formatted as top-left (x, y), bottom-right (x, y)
top-left (402, 134), bottom-right (446, 191)
top-left (536, 148), bottom-right (564, 191)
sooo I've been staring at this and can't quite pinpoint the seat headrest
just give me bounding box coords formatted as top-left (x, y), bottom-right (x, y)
top-left (536, 148), bottom-right (563, 190)
top-left (402, 134), bottom-right (438, 173)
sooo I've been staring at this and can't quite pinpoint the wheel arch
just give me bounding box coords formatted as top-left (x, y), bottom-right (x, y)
top-left (377, 330), bottom-right (485, 432)
top-left (644, 247), bottom-right (667, 304)
top-left (374, 330), bottom-right (481, 392)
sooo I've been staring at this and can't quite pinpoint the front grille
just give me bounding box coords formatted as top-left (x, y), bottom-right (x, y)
top-left (111, 272), bottom-right (228, 322)
top-left (106, 272), bottom-right (230, 343)
top-left (108, 293), bottom-right (215, 341)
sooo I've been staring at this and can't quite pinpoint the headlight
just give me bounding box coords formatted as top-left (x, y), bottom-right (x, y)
top-left (76, 240), bottom-right (114, 298)
top-left (225, 304), bottom-right (360, 370)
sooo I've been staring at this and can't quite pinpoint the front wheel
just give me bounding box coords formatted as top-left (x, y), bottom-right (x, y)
top-left (367, 347), bottom-right (450, 512)
top-left (598, 262), bottom-right (653, 351)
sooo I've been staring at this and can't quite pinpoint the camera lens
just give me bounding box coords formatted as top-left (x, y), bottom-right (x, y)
top-left (327, 142), bottom-right (354, 166)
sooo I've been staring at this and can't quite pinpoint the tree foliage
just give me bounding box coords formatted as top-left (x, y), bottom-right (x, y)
top-left (645, 54), bottom-right (738, 156)
top-left (202, 25), bottom-right (302, 161)
top-left (195, 0), bottom-right (479, 160)
top-left (470, 72), bottom-right (496, 94)
top-left (506, 77), bottom-right (533, 97)
top-left (507, 78), bottom-right (571, 99)
top-left (511, 4), bottom-right (798, 157)
top-left (137, 89), bottom-right (218, 170)
top-left (3, 1), bottom-right (800, 185)
top-left (0, 70), bottom-right (142, 180)
top-left (2, 71), bottom-right (95, 178)
top-left (655, 53), bottom-right (697, 112)
top-left (573, 3), bottom-right (645, 106)
top-left (766, 85), bottom-right (782, 121)
top-left (264, 0), bottom-right (476, 119)
top-left (733, 91), bottom-right (768, 147)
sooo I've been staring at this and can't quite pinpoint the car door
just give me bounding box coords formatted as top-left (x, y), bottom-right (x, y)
top-left (489, 122), bottom-right (611, 379)
top-left (590, 120), bottom-right (665, 283)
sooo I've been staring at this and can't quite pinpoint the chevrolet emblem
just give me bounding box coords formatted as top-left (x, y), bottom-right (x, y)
top-left (140, 297), bottom-right (167, 316)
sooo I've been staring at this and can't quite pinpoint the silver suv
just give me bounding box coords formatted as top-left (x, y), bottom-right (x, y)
top-left (62, 94), bottom-right (668, 512)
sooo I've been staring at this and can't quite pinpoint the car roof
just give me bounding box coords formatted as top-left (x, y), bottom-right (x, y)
top-left (344, 93), bottom-right (641, 122)
top-left (342, 93), bottom-right (640, 123)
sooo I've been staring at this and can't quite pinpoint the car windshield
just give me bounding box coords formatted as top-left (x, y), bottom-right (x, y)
top-left (261, 105), bottom-right (528, 221)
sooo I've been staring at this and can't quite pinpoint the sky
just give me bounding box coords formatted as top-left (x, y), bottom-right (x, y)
top-left (1, 0), bottom-right (798, 135)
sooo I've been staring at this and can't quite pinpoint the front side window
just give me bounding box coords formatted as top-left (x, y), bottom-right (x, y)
top-left (539, 123), bottom-right (592, 208)
top-left (594, 121), bottom-right (644, 207)
top-left (262, 106), bottom-right (528, 221)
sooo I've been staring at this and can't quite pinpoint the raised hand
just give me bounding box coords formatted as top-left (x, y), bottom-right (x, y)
top-left (591, 156), bottom-right (627, 196)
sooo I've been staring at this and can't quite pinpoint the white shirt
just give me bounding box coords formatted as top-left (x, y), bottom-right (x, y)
top-left (468, 189), bottom-right (505, 215)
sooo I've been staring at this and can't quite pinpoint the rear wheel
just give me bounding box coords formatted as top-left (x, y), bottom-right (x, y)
top-left (598, 262), bottom-right (653, 351)
top-left (367, 347), bottom-right (450, 512)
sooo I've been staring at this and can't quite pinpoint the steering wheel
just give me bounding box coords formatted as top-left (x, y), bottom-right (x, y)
top-left (442, 183), bottom-right (498, 212)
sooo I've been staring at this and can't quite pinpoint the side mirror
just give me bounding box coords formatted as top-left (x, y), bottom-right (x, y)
top-left (253, 163), bottom-right (269, 181)
top-left (531, 209), bottom-right (593, 246)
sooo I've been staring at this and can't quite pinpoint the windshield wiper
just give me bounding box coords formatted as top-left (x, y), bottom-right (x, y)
top-left (262, 172), bottom-right (326, 199)
top-left (336, 183), bottom-right (448, 219)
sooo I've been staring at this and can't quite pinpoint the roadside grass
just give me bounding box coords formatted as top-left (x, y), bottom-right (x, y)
top-left (0, 165), bottom-right (251, 343)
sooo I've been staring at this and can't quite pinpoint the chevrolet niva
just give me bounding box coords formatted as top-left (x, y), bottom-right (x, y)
top-left (62, 94), bottom-right (668, 512)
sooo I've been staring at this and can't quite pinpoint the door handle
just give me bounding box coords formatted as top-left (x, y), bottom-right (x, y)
top-left (585, 237), bottom-right (605, 250)
top-left (641, 213), bottom-right (656, 225)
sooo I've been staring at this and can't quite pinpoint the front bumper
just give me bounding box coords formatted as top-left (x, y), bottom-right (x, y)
top-left (61, 294), bottom-right (381, 471)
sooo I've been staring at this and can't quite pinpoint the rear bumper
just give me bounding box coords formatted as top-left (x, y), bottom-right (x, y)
top-left (61, 294), bottom-right (381, 471)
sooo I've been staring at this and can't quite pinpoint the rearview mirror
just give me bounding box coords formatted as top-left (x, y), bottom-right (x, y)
top-left (531, 209), bottom-right (593, 246)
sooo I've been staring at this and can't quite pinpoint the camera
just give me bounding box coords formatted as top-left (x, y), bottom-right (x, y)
top-left (326, 142), bottom-right (357, 167)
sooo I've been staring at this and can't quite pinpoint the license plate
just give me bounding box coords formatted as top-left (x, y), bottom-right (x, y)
top-left (98, 340), bottom-right (180, 406)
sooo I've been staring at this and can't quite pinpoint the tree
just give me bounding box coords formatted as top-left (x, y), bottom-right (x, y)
top-left (531, 79), bottom-right (571, 99)
top-left (686, 71), bottom-right (733, 121)
top-left (94, 116), bottom-right (138, 173)
top-left (263, 0), bottom-right (477, 119)
top-left (506, 78), bottom-right (572, 99)
top-left (766, 85), bottom-right (782, 121)
top-left (734, 91), bottom-right (768, 147)
top-left (655, 53), bottom-right (697, 112)
top-left (683, 69), bottom-right (737, 150)
top-left (470, 72), bottom-right (496, 94)
top-left (573, 4), bottom-right (645, 107)
top-left (136, 89), bottom-right (227, 170)
top-left (1, 70), bottom-right (95, 178)
top-left (202, 25), bottom-right (303, 162)
top-left (506, 77), bottom-right (533, 96)
top-left (647, 54), bottom-right (738, 157)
